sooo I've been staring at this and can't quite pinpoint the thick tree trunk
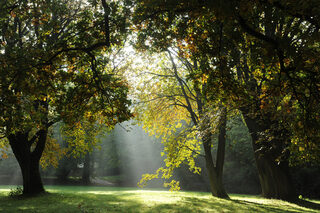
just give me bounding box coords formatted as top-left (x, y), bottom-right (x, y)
top-left (241, 111), bottom-right (297, 201)
top-left (253, 152), bottom-right (295, 200)
top-left (20, 157), bottom-right (45, 194)
top-left (8, 131), bottom-right (47, 195)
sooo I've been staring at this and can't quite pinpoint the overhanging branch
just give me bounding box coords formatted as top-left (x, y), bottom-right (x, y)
top-left (237, 15), bottom-right (278, 47)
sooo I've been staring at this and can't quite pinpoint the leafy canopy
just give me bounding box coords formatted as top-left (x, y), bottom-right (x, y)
top-left (0, 0), bottom-right (132, 165)
top-left (132, 0), bottom-right (320, 165)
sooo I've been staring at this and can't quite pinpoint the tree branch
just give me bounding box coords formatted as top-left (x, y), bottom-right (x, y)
top-left (262, 0), bottom-right (320, 30)
top-left (101, 0), bottom-right (111, 48)
top-left (144, 71), bottom-right (175, 78)
top-left (168, 51), bottom-right (198, 125)
top-left (31, 129), bottom-right (47, 160)
top-left (237, 15), bottom-right (278, 47)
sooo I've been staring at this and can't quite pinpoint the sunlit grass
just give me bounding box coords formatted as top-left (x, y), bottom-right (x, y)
top-left (0, 185), bottom-right (17, 191)
top-left (0, 185), bottom-right (319, 212)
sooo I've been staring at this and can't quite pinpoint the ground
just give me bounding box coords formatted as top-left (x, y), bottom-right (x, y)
top-left (0, 186), bottom-right (319, 212)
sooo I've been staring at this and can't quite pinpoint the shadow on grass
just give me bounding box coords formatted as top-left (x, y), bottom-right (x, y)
top-left (0, 191), bottom-right (319, 213)
top-left (182, 196), bottom-right (300, 213)
top-left (231, 199), bottom-right (301, 213)
top-left (0, 192), bottom-right (145, 213)
top-left (293, 199), bottom-right (320, 211)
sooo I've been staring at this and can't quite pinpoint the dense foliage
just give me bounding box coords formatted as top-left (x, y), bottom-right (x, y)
top-left (131, 0), bottom-right (320, 200)
top-left (0, 0), bottom-right (319, 200)
top-left (132, 0), bottom-right (320, 166)
top-left (0, 0), bottom-right (132, 194)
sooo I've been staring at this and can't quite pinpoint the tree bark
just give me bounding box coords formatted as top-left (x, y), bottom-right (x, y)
top-left (216, 108), bottom-right (227, 184)
top-left (202, 108), bottom-right (229, 199)
top-left (82, 152), bottom-right (91, 185)
top-left (8, 131), bottom-right (46, 195)
top-left (169, 52), bottom-right (228, 198)
top-left (203, 140), bottom-right (229, 198)
top-left (20, 157), bottom-right (45, 194)
top-left (241, 110), bottom-right (297, 201)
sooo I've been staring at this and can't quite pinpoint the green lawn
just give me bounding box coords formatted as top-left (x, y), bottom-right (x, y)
top-left (0, 186), bottom-right (319, 212)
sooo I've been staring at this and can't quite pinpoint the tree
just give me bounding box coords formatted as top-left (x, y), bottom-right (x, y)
top-left (53, 130), bottom-right (78, 182)
top-left (133, 50), bottom-right (229, 198)
top-left (62, 119), bottom-right (108, 185)
top-left (223, 116), bottom-right (260, 194)
top-left (132, 0), bottom-right (320, 201)
top-left (94, 130), bottom-right (121, 177)
top-left (0, 0), bottom-right (132, 195)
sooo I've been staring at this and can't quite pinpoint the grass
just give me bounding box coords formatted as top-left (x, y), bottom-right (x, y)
top-left (0, 185), bottom-right (319, 212)
top-left (99, 175), bottom-right (125, 183)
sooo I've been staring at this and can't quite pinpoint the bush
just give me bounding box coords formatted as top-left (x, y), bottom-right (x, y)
top-left (8, 186), bottom-right (23, 197)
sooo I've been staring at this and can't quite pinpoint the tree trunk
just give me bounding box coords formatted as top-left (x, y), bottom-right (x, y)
top-left (170, 52), bottom-right (229, 198)
top-left (203, 141), bottom-right (229, 198)
top-left (82, 152), bottom-right (91, 185)
top-left (20, 157), bottom-right (45, 194)
top-left (202, 108), bottom-right (229, 199)
top-left (216, 107), bottom-right (227, 190)
top-left (241, 111), bottom-right (297, 201)
top-left (8, 131), bottom-right (47, 195)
